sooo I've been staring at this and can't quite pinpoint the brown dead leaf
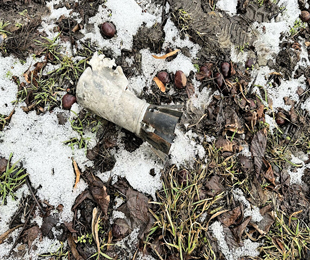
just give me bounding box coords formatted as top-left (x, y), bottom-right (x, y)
top-left (238, 155), bottom-right (254, 173)
top-left (86, 173), bottom-right (110, 216)
top-left (64, 222), bottom-right (78, 233)
top-left (289, 107), bottom-right (298, 123)
top-left (186, 82), bottom-right (195, 98)
top-left (72, 190), bottom-right (95, 211)
top-left (0, 224), bottom-right (23, 244)
top-left (114, 179), bottom-right (153, 239)
top-left (68, 234), bottom-right (84, 260)
top-left (41, 216), bottom-right (58, 238)
top-left (92, 207), bottom-right (101, 256)
top-left (223, 226), bottom-right (239, 250)
top-left (23, 226), bottom-right (41, 249)
top-left (260, 204), bottom-right (272, 216)
top-left (218, 205), bottom-right (243, 227)
top-left (72, 159), bottom-right (81, 189)
top-left (224, 108), bottom-right (244, 134)
top-left (153, 76), bottom-right (166, 92)
top-left (251, 128), bottom-right (267, 176)
top-left (284, 97), bottom-right (295, 106)
top-left (263, 159), bottom-right (276, 186)
top-left (254, 212), bottom-right (274, 234)
top-left (305, 41), bottom-right (310, 47)
top-left (247, 178), bottom-right (267, 206)
top-left (23, 62), bottom-right (46, 86)
top-left (215, 137), bottom-right (233, 153)
top-left (112, 218), bottom-right (131, 240)
top-left (256, 104), bottom-right (265, 119)
top-left (232, 216), bottom-right (251, 244)
top-left (152, 49), bottom-right (180, 59)
top-left (205, 175), bottom-right (225, 197)
top-left (0, 157), bottom-right (8, 174)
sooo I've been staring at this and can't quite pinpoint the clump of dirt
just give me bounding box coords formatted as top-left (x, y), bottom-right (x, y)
top-left (133, 24), bottom-right (165, 53)
top-left (0, 0), bottom-right (49, 58)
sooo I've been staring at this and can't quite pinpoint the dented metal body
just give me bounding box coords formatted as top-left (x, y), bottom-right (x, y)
top-left (76, 53), bottom-right (182, 154)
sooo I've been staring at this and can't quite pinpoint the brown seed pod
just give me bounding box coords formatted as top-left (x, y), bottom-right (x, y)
top-left (215, 72), bottom-right (223, 88)
top-left (276, 112), bottom-right (286, 125)
top-left (200, 66), bottom-right (212, 78)
top-left (300, 11), bottom-right (310, 23)
top-left (221, 62), bottom-right (230, 78)
top-left (100, 22), bottom-right (116, 38)
top-left (174, 70), bottom-right (187, 89)
top-left (157, 71), bottom-right (170, 84)
top-left (62, 94), bottom-right (76, 110)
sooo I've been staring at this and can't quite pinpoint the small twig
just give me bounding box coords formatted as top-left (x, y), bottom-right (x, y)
top-left (8, 204), bottom-right (35, 257)
top-left (26, 176), bottom-right (45, 215)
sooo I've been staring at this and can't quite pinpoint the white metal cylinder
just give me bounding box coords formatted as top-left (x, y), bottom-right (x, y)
top-left (76, 53), bottom-right (148, 136)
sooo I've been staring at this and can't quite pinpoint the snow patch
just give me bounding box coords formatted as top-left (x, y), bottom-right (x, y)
top-left (83, 0), bottom-right (158, 56)
top-left (0, 108), bottom-right (90, 222)
top-left (170, 128), bottom-right (206, 167)
top-left (99, 142), bottom-right (162, 199)
top-left (233, 188), bottom-right (263, 222)
top-left (210, 221), bottom-right (260, 260)
top-left (216, 0), bottom-right (238, 15)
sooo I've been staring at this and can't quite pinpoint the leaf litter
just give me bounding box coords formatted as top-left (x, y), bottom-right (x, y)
top-left (1, 0), bottom-right (310, 259)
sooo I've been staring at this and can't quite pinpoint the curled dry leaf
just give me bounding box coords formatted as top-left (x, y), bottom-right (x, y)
top-left (186, 83), bottom-right (195, 98)
top-left (86, 173), bottom-right (110, 216)
top-left (153, 76), bottom-right (166, 92)
top-left (263, 159), bottom-right (276, 186)
top-left (72, 190), bottom-right (95, 211)
top-left (152, 49), bottom-right (180, 59)
top-left (23, 62), bottom-right (46, 86)
top-left (218, 205), bottom-right (243, 227)
top-left (92, 207), bottom-right (101, 257)
top-left (0, 157), bottom-right (8, 174)
top-left (72, 159), bottom-right (81, 189)
top-left (68, 234), bottom-right (84, 260)
top-left (64, 222), bottom-right (78, 233)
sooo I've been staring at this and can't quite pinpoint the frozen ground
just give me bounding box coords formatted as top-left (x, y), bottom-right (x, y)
top-left (0, 0), bottom-right (310, 259)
